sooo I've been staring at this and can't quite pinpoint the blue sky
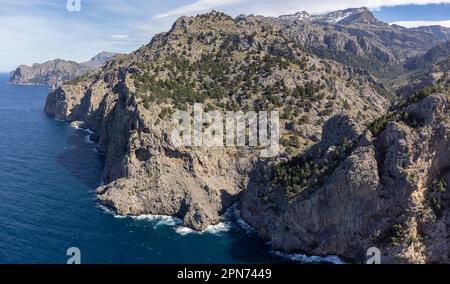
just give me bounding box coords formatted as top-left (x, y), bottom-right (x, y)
top-left (1, 0), bottom-right (450, 71)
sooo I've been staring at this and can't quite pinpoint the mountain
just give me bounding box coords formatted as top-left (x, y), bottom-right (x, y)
top-left (405, 40), bottom-right (450, 70)
top-left (413, 25), bottom-right (450, 40)
top-left (275, 7), bottom-right (450, 81)
top-left (9, 52), bottom-right (117, 89)
top-left (241, 89), bottom-right (449, 264)
top-left (279, 7), bottom-right (382, 25)
top-left (45, 11), bottom-right (388, 231)
top-left (314, 7), bottom-right (383, 25)
top-left (81, 51), bottom-right (117, 70)
top-left (43, 9), bottom-right (449, 263)
top-left (279, 11), bottom-right (311, 22)
top-left (395, 41), bottom-right (450, 95)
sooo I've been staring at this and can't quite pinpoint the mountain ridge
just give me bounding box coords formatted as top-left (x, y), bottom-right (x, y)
top-left (9, 52), bottom-right (117, 89)
top-left (279, 7), bottom-right (383, 26)
top-left (43, 9), bottom-right (450, 263)
top-left (263, 7), bottom-right (450, 82)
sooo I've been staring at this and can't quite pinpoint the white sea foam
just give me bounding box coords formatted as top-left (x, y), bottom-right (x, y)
top-left (70, 122), bottom-right (96, 144)
top-left (133, 214), bottom-right (182, 228)
top-left (70, 123), bottom-right (94, 134)
top-left (174, 205), bottom-right (237, 236)
top-left (231, 205), bottom-right (257, 234)
top-left (98, 204), bottom-right (182, 227)
top-left (271, 250), bottom-right (345, 264)
top-left (206, 222), bottom-right (232, 234)
top-left (98, 200), bottom-right (237, 236)
top-left (84, 135), bottom-right (95, 144)
top-left (97, 203), bottom-right (344, 263)
top-left (175, 226), bottom-right (195, 235)
top-left (174, 222), bottom-right (231, 236)
top-left (98, 204), bottom-right (117, 216)
top-left (173, 204), bottom-right (259, 236)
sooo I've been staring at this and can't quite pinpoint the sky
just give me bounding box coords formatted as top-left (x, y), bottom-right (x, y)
top-left (1, 0), bottom-right (450, 71)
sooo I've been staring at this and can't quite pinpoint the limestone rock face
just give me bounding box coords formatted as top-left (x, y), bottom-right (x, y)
top-left (45, 68), bottom-right (258, 231)
top-left (43, 10), bottom-right (449, 263)
top-left (240, 94), bottom-right (450, 263)
top-left (44, 11), bottom-right (389, 231)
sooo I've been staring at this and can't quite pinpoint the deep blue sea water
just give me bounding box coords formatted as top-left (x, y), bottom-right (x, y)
top-left (0, 73), bottom-right (301, 264)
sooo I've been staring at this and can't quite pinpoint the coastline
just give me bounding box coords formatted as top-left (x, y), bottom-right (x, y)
top-left (98, 202), bottom-right (345, 264)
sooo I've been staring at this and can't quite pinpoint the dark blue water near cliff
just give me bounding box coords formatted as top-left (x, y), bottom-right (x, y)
top-left (0, 73), bottom-right (294, 264)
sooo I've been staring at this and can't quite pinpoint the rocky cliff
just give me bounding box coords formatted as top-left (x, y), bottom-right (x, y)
top-left (240, 91), bottom-right (450, 263)
top-left (44, 9), bottom-right (449, 263)
top-left (10, 52), bottom-right (116, 89)
top-left (44, 11), bottom-right (387, 231)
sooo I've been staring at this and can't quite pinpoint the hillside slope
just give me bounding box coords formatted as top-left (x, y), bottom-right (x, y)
top-left (241, 89), bottom-right (450, 263)
top-left (44, 11), bottom-right (387, 231)
top-left (43, 10), bottom-right (449, 263)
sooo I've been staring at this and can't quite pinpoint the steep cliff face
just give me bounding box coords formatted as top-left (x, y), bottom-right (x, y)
top-left (43, 10), bottom-right (449, 263)
top-left (11, 59), bottom-right (82, 88)
top-left (240, 93), bottom-right (450, 263)
top-left (45, 69), bottom-right (257, 231)
top-left (10, 52), bottom-right (116, 89)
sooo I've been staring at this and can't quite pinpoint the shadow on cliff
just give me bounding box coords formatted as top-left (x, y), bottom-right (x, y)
top-left (225, 232), bottom-right (286, 263)
top-left (56, 128), bottom-right (105, 189)
top-left (220, 166), bottom-right (292, 264)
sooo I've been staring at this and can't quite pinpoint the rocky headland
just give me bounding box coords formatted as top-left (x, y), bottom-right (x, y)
top-left (10, 52), bottom-right (117, 89)
top-left (44, 9), bottom-right (449, 263)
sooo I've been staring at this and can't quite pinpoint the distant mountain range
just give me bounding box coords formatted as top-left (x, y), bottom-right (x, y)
top-left (9, 52), bottom-right (117, 89)
top-left (275, 7), bottom-right (450, 81)
top-left (279, 7), bottom-right (383, 25)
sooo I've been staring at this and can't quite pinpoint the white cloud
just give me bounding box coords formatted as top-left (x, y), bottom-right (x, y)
top-left (2, 0), bottom-right (450, 71)
top-left (391, 19), bottom-right (450, 27)
top-left (154, 0), bottom-right (250, 19)
top-left (111, 35), bottom-right (129, 39)
top-left (154, 0), bottom-right (450, 19)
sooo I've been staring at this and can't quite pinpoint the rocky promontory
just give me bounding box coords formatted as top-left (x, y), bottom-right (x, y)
top-left (43, 9), bottom-right (449, 263)
top-left (44, 10), bottom-right (388, 231)
top-left (10, 52), bottom-right (116, 89)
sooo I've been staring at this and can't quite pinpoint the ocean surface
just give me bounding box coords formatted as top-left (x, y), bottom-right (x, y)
top-left (0, 73), bottom-right (340, 264)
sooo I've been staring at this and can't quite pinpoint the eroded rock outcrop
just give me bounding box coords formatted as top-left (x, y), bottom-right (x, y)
top-left (43, 10), bottom-right (450, 263)
top-left (44, 11), bottom-right (391, 232)
top-left (240, 94), bottom-right (450, 263)
top-left (45, 71), bottom-right (256, 231)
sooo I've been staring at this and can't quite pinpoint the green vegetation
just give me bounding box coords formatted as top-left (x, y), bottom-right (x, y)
top-left (368, 85), bottom-right (443, 136)
top-left (127, 12), bottom-right (385, 158)
top-left (425, 178), bottom-right (448, 219)
top-left (368, 112), bottom-right (403, 136)
top-left (273, 138), bottom-right (355, 199)
top-left (397, 85), bottom-right (442, 109)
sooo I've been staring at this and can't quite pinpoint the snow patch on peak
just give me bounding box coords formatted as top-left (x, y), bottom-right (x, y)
top-left (279, 11), bottom-right (310, 21)
top-left (315, 8), bottom-right (367, 24)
